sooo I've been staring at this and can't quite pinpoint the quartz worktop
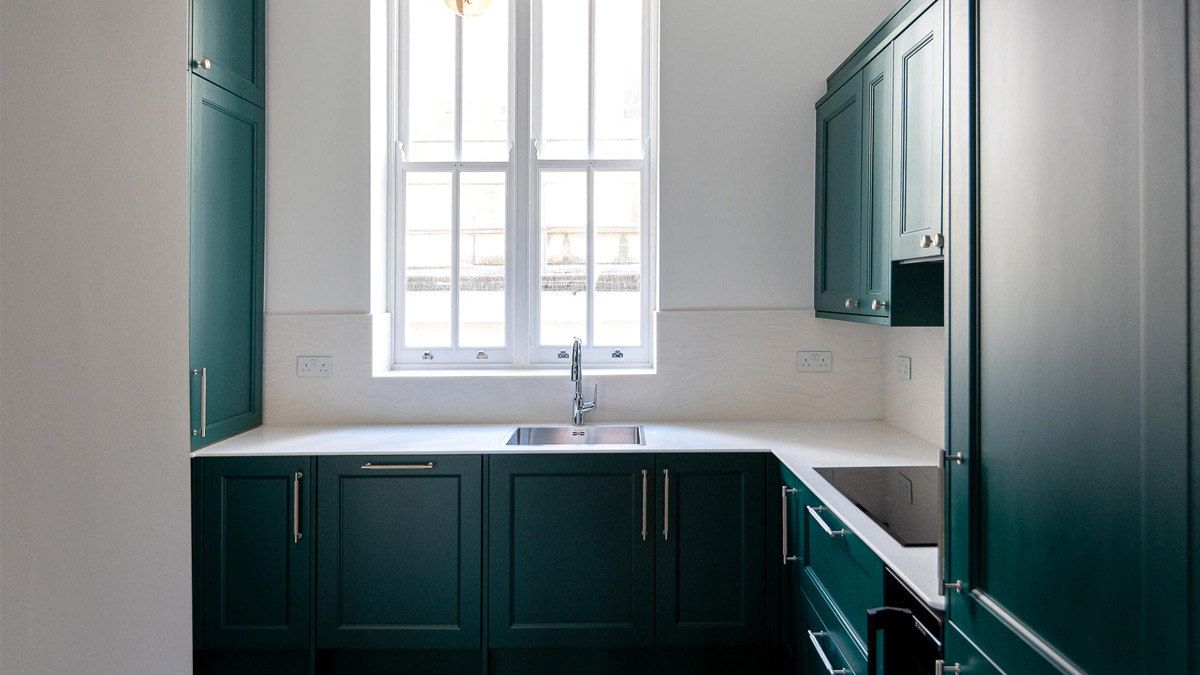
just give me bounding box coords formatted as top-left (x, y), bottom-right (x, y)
top-left (192, 419), bottom-right (945, 610)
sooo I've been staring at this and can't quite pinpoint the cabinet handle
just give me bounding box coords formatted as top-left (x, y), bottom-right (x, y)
top-left (361, 462), bottom-right (435, 470)
top-left (293, 472), bottom-right (303, 543)
top-left (662, 469), bottom-right (670, 541)
top-left (844, 298), bottom-right (859, 309)
top-left (936, 662), bottom-right (963, 674)
top-left (782, 486), bottom-right (798, 565)
top-left (871, 299), bottom-right (887, 311)
top-left (641, 469), bottom-right (648, 541)
top-left (194, 57), bottom-right (212, 70)
top-left (807, 505), bottom-right (847, 538)
top-left (192, 367), bottom-right (207, 438)
top-left (808, 631), bottom-right (849, 674)
top-left (920, 234), bottom-right (934, 248)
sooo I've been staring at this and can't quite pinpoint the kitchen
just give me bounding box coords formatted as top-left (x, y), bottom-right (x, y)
top-left (0, 1), bottom-right (1192, 674)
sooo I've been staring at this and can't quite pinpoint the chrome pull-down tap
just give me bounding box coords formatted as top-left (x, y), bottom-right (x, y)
top-left (570, 337), bottom-right (597, 425)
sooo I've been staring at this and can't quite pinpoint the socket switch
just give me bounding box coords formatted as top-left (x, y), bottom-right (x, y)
top-left (896, 356), bottom-right (912, 381)
top-left (796, 351), bottom-right (833, 373)
top-left (298, 356), bottom-right (333, 378)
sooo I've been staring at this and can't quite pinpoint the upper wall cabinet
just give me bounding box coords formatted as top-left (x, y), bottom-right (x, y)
top-left (813, 0), bottom-right (944, 326)
top-left (191, 0), bottom-right (265, 107)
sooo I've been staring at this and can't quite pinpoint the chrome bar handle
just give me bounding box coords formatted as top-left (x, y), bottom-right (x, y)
top-left (641, 470), bottom-right (648, 541)
top-left (293, 472), bottom-right (303, 543)
top-left (807, 505), bottom-right (847, 538)
top-left (808, 631), bottom-right (848, 674)
top-left (782, 486), bottom-right (798, 565)
top-left (662, 469), bottom-right (670, 541)
top-left (192, 368), bottom-right (207, 438)
top-left (936, 661), bottom-right (963, 674)
top-left (361, 462), bottom-right (435, 470)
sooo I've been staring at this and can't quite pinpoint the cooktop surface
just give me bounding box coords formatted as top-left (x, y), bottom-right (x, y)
top-left (813, 465), bottom-right (941, 547)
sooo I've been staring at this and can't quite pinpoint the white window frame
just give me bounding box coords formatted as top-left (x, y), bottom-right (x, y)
top-left (389, 0), bottom-right (658, 370)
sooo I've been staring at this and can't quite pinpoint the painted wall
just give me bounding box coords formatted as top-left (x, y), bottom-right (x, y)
top-left (0, 1), bottom-right (192, 673)
top-left (264, 0), bottom-right (901, 314)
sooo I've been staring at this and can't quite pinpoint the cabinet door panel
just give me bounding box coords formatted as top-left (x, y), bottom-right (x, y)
top-left (189, 77), bottom-right (264, 450)
top-left (814, 72), bottom-right (865, 314)
top-left (891, 2), bottom-right (943, 261)
top-left (199, 457), bottom-right (310, 650)
top-left (316, 455), bottom-right (482, 649)
top-left (655, 454), bottom-right (767, 646)
top-left (489, 454), bottom-right (654, 648)
top-left (860, 46), bottom-right (893, 318)
top-left (191, 0), bottom-right (265, 106)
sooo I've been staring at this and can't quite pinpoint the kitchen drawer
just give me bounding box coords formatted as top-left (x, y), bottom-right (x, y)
top-left (802, 572), bottom-right (864, 675)
top-left (803, 496), bottom-right (884, 646)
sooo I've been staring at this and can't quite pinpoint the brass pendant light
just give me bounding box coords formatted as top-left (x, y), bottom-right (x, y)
top-left (443, 0), bottom-right (493, 17)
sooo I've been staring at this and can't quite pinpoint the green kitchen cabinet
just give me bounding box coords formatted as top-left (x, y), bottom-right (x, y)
top-left (488, 454), bottom-right (655, 648)
top-left (197, 457), bottom-right (311, 651)
top-left (859, 46), bottom-right (894, 320)
top-left (944, 0), bottom-right (1192, 672)
top-left (814, 71), bottom-right (865, 316)
top-left (654, 454), bottom-right (768, 646)
top-left (189, 76), bottom-right (264, 451)
top-left (191, 0), bottom-right (265, 107)
top-left (889, 1), bottom-right (944, 261)
top-left (316, 455), bottom-right (483, 650)
top-left (779, 466), bottom-right (807, 674)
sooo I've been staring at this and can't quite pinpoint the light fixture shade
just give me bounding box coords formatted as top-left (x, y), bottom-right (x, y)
top-left (443, 0), bottom-right (493, 17)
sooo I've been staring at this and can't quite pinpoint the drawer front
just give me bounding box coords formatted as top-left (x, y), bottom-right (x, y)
top-left (802, 578), bottom-right (860, 675)
top-left (803, 497), bottom-right (884, 647)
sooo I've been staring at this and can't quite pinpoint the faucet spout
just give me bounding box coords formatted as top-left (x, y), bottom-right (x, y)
top-left (569, 337), bottom-right (597, 425)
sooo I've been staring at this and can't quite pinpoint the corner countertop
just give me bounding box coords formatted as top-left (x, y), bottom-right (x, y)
top-left (192, 419), bottom-right (945, 610)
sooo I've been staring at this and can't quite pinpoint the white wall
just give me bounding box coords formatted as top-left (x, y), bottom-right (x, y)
top-left (882, 327), bottom-right (945, 447)
top-left (0, 1), bottom-right (192, 673)
top-left (265, 0), bottom-right (899, 314)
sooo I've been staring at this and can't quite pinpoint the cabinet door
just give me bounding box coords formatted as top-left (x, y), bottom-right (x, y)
top-left (189, 77), bottom-right (264, 450)
top-left (316, 455), bottom-right (482, 649)
top-left (655, 454), bottom-right (767, 646)
top-left (890, 1), bottom-right (943, 261)
top-left (191, 0), bottom-right (265, 106)
top-left (199, 457), bottom-right (310, 650)
top-left (946, 0), bottom-right (1189, 672)
top-left (489, 454), bottom-right (654, 648)
top-left (814, 72), bottom-right (865, 314)
top-left (860, 46), bottom-right (893, 319)
top-left (780, 467), bottom-right (807, 675)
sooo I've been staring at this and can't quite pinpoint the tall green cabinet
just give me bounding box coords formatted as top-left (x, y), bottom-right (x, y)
top-left (189, 0), bottom-right (265, 451)
top-left (943, 0), bottom-right (1193, 673)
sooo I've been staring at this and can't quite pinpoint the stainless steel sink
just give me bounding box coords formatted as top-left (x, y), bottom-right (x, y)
top-left (505, 425), bottom-right (645, 446)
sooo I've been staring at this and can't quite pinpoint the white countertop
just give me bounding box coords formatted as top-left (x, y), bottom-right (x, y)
top-left (193, 419), bottom-right (945, 610)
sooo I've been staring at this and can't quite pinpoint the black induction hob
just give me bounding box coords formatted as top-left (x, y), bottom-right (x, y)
top-left (813, 465), bottom-right (941, 547)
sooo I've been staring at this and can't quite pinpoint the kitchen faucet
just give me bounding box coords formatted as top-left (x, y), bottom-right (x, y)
top-left (570, 337), bottom-right (597, 426)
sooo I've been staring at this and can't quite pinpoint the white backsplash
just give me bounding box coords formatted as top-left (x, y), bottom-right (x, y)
top-left (264, 310), bottom-right (885, 425)
top-left (882, 326), bottom-right (946, 447)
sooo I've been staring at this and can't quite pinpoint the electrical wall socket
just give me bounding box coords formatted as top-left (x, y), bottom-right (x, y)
top-left (896, 356), bottom-right (912, 381)
top-left (796, 351), bottom-right (833, 373)
top-left (298, 357), bottom-right (333, 378)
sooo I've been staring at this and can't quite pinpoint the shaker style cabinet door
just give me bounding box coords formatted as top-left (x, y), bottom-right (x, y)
top-left (814, 72), bottom-right (866, 315)
top-left (859, 45), bottom-right (893, 319)
top-left (654, 453), bottom-right (768, 646)
top-left (189, 77), bottom-right (264, 450)
top-left (890, 1), bottom-right (944, 261)
top-left (198, 457), bottom-right (311, 650)
top-left (191, 0), bottom-right (265, 106)
top-left (488, 454), bottom-right (655, 648)
top-left (316, 455), bottom-right (483, 649)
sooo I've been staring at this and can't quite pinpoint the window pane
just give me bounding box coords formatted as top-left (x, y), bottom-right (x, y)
top-left (405, 172), bottom-right (453, 347)
top-left (462, 0), bottom-right (509, 161)
top-left (407, 0), bottom-right (456, 162)
top-left (460, 172), bottom-right (507, 347)
top-left (540, 0), bottom-right (589, 159)
top-left (594, 0), bottom-right (643, 159)
top-left (540, 171), bottom-right (588, 345)
top-left (594, 172), bottom-right (641, 345)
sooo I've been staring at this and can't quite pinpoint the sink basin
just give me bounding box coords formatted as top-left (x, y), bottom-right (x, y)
top-left (506, 425), bottom-right (646, 446)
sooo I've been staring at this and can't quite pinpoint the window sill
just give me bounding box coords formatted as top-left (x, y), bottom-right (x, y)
top-left (374, 366), bottom-right (657, 379)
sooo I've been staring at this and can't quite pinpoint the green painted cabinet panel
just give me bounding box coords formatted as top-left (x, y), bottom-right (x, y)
top-left (860, 45), bottom-right (893, 319)
top-left (189, 77), bottom-right (264, 450)
top-left (316, 455), bottom-right (483, 649)
top-left (198, 457), bottom-right (311, 651)
top-left (488, 454), bottom-right (655, 648)
top-left (780, 466), bottom-right (807, 675)
top-left (890, 1), bottom-right (944, 261)
top-left (191, 0), bottom-right (265, 106)
top-left (814, 72), bottom-right (865, 315)
top-left (943, 623), bottom-right (1004, 675)
top-left (655, 454), bottom-right (768, 646)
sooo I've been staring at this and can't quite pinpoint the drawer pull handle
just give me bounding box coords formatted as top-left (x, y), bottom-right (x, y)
top-left (782, 486), bottom-right (798, 565)
top-left (361, 462), bottom-right (435, 470)
top-left (808, 631), bottom-right (849, 674)
top-left (662, 469), bottom-right (670, 541)
top-left (292, 472), bottom-right (303, 543)
top-left (807, 505), bottom-right (847, 538)
top-left (641, 469), bottom-right (648, 541)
